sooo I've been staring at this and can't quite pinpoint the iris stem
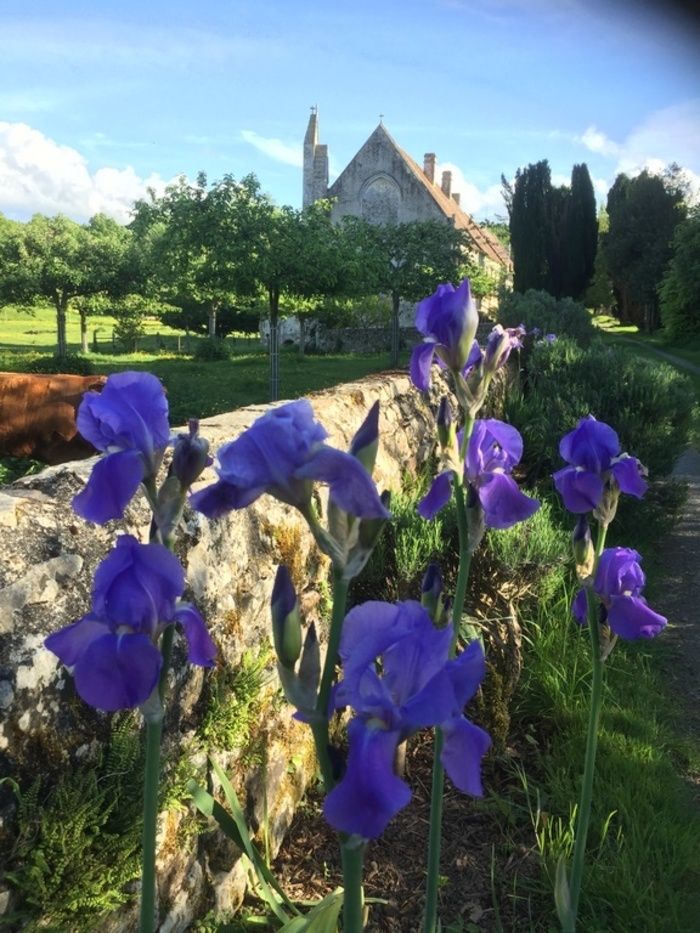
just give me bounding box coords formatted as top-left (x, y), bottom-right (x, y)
top-left (566, 524), bottom-right (608, 931)
top-left (341, 838), bottom-right (366, 932)
top-left (140, 711), bottom-right (163, 933)
top-left (423, 472), bottom-right (473, 933)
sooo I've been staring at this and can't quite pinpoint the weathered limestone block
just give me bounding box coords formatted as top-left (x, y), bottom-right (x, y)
top-left (0, 373), bottom-right (438, 930)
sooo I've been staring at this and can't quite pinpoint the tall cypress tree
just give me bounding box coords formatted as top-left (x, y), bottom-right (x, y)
top-left (510, 160), bottom-right (552, 292)
top-left (566, 164), bottom-right (598, 299)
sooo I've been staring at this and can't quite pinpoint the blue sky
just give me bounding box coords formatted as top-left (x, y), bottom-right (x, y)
top-left (0, 0), bottom-right (698, 222)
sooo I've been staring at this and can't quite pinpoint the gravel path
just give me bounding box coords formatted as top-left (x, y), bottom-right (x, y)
top-left (611, 335), bottom-right (700, 377)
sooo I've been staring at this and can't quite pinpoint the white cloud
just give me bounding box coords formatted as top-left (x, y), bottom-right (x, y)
top-left (0, 122), bottom-right (170, 223)
top-left (240, 130), bottom-right (303, 168)
top-left (434, 161), bottom-right (506, 218)
top-left (577, 100), bottom-right (700, 201)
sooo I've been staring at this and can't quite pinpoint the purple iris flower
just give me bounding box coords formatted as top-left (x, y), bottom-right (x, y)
top-left (323, 600), bottom-right (490, 839)
top-left (73, 371), bottom-right (171, 524)
top-left (482, 324), bottom-right (525, 375)
top-left (44, 535), bottom-right (215, 711)
top-left (553, 416), bottom-right (647, 514)
top-left (418, 419), bottom-right (540, 530)
top-left (410, 280), bottom-right (480, 391)
top-left (572, 547), bottom-right (666, 640)
top-left (190, 400), bottom-right (389, 521)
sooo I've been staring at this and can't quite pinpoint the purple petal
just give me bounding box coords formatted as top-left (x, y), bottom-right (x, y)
top-left (418, 471), bottom-right (454, 519)
top-left (441, 716), bottom-right (491, 796)
top-left (72, 449), bottom-right (144, 524)
top-left (92, 536), bottom-right (184, 632)
top-left (339, 602), bottom-right (406, 688)
top-left (189, 478), bottom-right (264, 518)
top-left (607, 596), bottom-right (667, 640)
top-left (559, 416), bottom-right (619, 472)
top-left (467, 420), bottom-right (524, 478)
top-left (445, 639), bottom-right (487, 709)
top-left (462, 340), bottom-right (483, 376)
top-left (77, 371), bottom-right (170, 456)
top-left (173, 604), bottom-right (217, 666)
top-left (45, 614), bottom-right (107, 666)
top-left (477, 473), bottom-right (539, 529)
top-left (572, 589), bottom-right (588, 625)
top-left (611, 456), bottom-right (647, 499)
top-left (553, 466), bottom-right (603, 513)
top-left (400, 667), bottom-right (456, 731)
top-left (73, 632), bottom-right (162, 711)
top-left (323, 719), bottom-right (410, 839)
top-left (410, 341), bottom-right (437, 391)
top-left (382, 603), bottom-right (452, 703)
top-left (594, 547), bottom-right (645, 599)
top-left (297, 446), bottom-right (390, 519)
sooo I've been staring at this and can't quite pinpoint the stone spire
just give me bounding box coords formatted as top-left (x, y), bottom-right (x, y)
top-left (303, 106), bottom-right (328, 208)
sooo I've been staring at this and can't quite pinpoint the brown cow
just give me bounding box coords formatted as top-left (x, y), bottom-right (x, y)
top-left (0, 372), bottom-right (107, 465)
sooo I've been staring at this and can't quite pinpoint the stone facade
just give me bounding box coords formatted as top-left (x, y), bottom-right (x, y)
top-left (0, 374), bottom-right (440, 930)
top-left (302, 111), bottom-right (511, 286)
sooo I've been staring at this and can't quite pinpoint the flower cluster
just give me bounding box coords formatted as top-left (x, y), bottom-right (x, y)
top-left (419, 416), bottom-right (539, 530)
top-left (190, 399), bottom-right (388, 523)
top-left (553, 415), bottom-right (647, 520)
top-left (45, 535), bottom-right (215, 711)
top-left (572, 547), bottom-right (666, 640)
top-left (323, 600), bottom-right (490, 839)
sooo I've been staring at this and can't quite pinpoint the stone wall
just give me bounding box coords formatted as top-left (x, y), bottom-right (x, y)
top-left (0, 373), bottom-right (440, 930)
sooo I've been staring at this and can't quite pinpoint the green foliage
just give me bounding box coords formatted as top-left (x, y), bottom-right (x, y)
top-left (512, 588), bottom-right (700, 932)
top-left (505, 336), bottom-right (694, 483)
top-left (4, 717), bottom-right (143, 931)
top-left (509, 161), bottom-right (597, 300)
top-left (659, 207), bottom-right (700, 340)
top-left (198, 647), bottom-right (273, 754)
top-left (604, 169), bottom-right (686, 331)
top-left (497, 289), bottom-right (596, 346)
top-left (22, 351), bottom-right (96, 374)
top-left (193, 336), bottom-right (232, 362)
top-left (0, 456), bottom-right (44, 485)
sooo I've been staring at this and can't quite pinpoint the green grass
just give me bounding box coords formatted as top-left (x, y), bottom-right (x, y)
top-left (0, 303), bottom-right (407, 426)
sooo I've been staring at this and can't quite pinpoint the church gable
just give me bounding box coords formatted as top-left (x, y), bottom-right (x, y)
top-left (304, 113), bottom-right (510, 270)
top-left (327, 124), bottom-right (448, 228)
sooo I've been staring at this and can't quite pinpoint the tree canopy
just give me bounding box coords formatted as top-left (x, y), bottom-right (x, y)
top-left (604, 169), bottom-right (686, 330)
top-left (659, 206), bottom-right (700, 339)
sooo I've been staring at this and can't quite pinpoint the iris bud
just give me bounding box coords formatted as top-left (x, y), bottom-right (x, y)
top-left (349, 401), bottom-right (380, 476)
top-left (421, 562), bottom-right (446, 624)
top-left (173, 419), bottom-right (211, 488)
top-left (572, 515), bottom-right (594, 580)
top-left (437, 397), bottom-right (456, 450)
top-left (271, 565), bottom-right (302, 669)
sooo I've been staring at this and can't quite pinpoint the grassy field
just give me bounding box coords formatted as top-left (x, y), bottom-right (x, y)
top-left (0, 303), bottom-right (405, 425)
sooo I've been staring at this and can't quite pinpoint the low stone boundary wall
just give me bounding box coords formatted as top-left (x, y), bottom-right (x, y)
top-left (0, 373), bottom-right (439, 930)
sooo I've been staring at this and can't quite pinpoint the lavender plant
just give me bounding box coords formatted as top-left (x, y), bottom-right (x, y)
top-left (44, 371), bottom-right (215, 933)
top-left (409, 279), bottom-right (540, 932)
top-left (552, 415), bottom-right (666, 932)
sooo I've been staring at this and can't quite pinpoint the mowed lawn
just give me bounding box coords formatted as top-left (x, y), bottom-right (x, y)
top-left (0, 304), bottom-right (407, 425)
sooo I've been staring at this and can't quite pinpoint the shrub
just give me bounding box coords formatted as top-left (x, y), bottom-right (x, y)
top-left (193, 337), bottom-right (231, 362)
top-left (505, 336), bottom-right (694, 482)
top-left (497, 289), bottom-right (596, 347)
top-left (22, 353), bottom-right (95, 375)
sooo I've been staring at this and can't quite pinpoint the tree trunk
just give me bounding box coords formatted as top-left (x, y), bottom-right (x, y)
top-left (55, 295), bottom-right (68, 359)
top-left (208, 303), bottom-right (217, 338)
top-left (298, 316), bottom-right (305, 359)
top-left (79, 307), bottom-right (89, 354)
top-left (390, 291), bottom-right (401, 367)
top-left (269, 289), bottom-right (280, 402)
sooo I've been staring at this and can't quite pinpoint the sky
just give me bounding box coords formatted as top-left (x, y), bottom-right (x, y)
top-left (0, 0), bottom-right (698, 224)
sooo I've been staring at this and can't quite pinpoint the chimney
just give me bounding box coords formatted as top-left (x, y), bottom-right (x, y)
top-left (441, 170), bottom-right (452, 198)
top-left (423, 153), bottom-right (436, 183)
top-left (452, 192), bottom-right (461, 206)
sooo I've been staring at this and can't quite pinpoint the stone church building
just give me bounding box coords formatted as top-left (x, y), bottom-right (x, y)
top-left (302, 108), bottom-right (511, 283)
